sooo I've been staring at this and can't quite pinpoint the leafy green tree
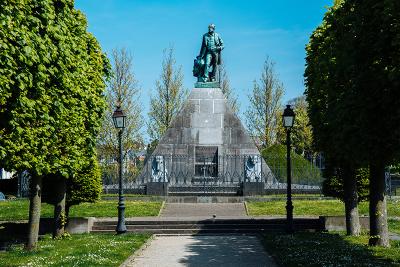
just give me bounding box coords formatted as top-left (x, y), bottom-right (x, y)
top-left (277, 96), bottom-right (313, 156)
top-left (305, 0), bottom-right (362, 237)
top-left (305, 0), bottom-right (400, 246)
top-left (43, 157), bottom-right (102, 231)
top-left (97, 48), bottom-right (144, 183)
top-left (353, 0), bottom-right (400, 247)
top-left (147, 46), bottom-right (187, 143)
top-left (245, 57), bottom-right (284, 148)
top-left (0, 0), bottom-right (109, 249)
top-left (323, 167), bottom-right (369, 203)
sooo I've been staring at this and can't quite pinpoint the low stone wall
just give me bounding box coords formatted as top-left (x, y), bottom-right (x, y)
top-left (0, 217), bottom-right (95, 237)
top-left (40, 217), bottom-right (95, 234)
top-left (320, 216), bottom-right (370, 231)
top-left (66, 217), bottom-right (95, 234)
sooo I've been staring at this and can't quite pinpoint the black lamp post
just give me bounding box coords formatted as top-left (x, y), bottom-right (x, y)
top-left (112, 105), bottom-right (127, 234)
top-left (282, 104), bottom-right (295, 233)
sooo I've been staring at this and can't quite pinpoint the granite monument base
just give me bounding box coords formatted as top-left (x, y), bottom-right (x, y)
top-left (146, 182), bottom-right (169, 196)
top-left (242, 182), bottom-right (265, 196)
top-left (137, 87), bottom-right (275, 196)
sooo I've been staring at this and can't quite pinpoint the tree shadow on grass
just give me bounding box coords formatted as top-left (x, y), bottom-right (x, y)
top-left (0, 219), bottom-right (53, 250)
top-left (0, 222), bottom-right (28, 250)
top-left (261, 231), bottom-right (400, 267)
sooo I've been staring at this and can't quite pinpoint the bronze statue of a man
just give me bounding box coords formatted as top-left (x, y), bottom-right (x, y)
top-left (193, 24), bottom-right (224, 83)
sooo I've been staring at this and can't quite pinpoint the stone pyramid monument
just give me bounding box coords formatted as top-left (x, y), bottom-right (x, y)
top-left (136, 24), bottom-right (276, 195)
top-left (137, 85), bottom-right (275, 196)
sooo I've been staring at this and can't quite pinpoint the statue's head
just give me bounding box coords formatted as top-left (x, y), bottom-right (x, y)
top-left (208, 24), bottom-right (215, 33)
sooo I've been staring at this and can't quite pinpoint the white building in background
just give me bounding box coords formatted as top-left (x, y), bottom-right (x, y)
top-left (0, 168), bottom-right (13, 179)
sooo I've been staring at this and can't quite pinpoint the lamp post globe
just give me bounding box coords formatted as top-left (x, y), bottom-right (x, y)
top-left (283, 105), bottom-right (295, 128)
top-left (113, 105), bottom-right (127, 234)
top-left (282, 104), bottom-right (295, 233)
top-left (112, 106), bottom-right (127, 129)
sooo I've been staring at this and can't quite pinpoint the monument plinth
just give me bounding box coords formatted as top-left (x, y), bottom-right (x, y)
top-left (194, 81), bottom-right (220, 88)
top-left (138, 86), bottom-right (275, 196)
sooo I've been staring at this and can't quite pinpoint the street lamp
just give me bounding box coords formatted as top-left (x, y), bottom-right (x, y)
top-left (112, 105), bottom-right (127, 234)
top-left (282, 105), bottom-right (295, 233)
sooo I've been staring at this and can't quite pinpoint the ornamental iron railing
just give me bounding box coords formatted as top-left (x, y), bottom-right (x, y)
top-left (102, 154), bottom-right (326, 194)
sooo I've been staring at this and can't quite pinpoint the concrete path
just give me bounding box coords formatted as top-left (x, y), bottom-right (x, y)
top-left (160, 203), bottom-right (247, 217)
top-left (123, 235), bottom-right (277, 267)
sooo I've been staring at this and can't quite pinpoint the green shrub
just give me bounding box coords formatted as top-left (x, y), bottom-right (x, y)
top-left (66, 159), bottom-right (102, 208)
top-left (261, 144), bottom-right (323, 186)
top-left (390, 163), bottom-right (400, 175)
top-left (322, 167), bottom-right (369, 202)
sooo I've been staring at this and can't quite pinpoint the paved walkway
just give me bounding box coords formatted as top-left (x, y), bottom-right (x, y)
top-left (160, 203), bottom-right (247, 217)
top-left (123, 235), bottom-right (277, 267)
top-left (121, 203), bottom-right (271, 266)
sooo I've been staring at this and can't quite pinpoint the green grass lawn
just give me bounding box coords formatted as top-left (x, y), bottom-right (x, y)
top-left (247, 199), bottom-right (400, 217)
top-left (263, 232), bottom-right (400, 267)
top-left (0, 200), bottom-right (162, 221)
top-left (0, 233), bottom-right (150, 267)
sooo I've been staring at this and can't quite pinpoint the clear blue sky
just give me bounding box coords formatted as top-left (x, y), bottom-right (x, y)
top-left (75, 0), bottom-right (332, 120)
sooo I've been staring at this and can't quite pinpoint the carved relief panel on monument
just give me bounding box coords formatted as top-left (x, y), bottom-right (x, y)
top-left (151, 156), bottom-right (168, 182)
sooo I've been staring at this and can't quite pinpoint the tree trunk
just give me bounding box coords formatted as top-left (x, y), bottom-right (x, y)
top-left (343, 166), bottom-right (361, 236)
top-left (65, 204), bottom-right (70, 218)
top-left (25, 174), bottom-right (43, 251)
top-left (53, 178), bottom-right (66, 238)
top-left (369, 161), bottom-right (390, 247)
top-left (65, 204), bottom-right (71, 226)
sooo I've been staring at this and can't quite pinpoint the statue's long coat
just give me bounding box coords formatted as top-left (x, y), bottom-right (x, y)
top-left (199, 32), bottom-right (224, 65)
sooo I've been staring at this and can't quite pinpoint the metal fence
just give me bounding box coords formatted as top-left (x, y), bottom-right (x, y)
top-left (10, 160), bottom-right (400, 197)
top-left (102, 154), bottom-right (326, 194)
top-left (17, 172), bottom-right (30, 197)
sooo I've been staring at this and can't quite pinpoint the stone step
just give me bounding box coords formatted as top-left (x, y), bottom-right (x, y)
top-left (92, 223), bottom-right (319, 231)
top-left (168, 186), bottom-right (241, 196)
top-left (91, 228), bottom-right (299, 234)
top-left (170, 188), bottom-right (239, 191)
top-left (168, 192), bottom-right (240, 196)
top-left (93, 218), bottom-right (320, 226)
top-left (91, 218), bottom-right (323, 233)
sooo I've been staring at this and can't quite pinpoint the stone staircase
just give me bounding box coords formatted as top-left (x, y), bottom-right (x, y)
top-left (91, 218), bottom-right (324, 234)
top-left (168, 185), bottom-right (241, 196)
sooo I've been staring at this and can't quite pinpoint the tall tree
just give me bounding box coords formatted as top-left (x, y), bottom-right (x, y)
top-left (245, 58), bottom-right (284, 148)
top-left (218, 62), bottom-right (239, 114)
top-left (277, 96), bottom-right (313, 156)
top-left (0, 0), bottom-right (109, 249)
top-left (305, 0), bottom-right (400, 246)
top-left (97, 48), bottom-right (143, 175)
top-left (354, 0), bottom-right (400, 247)
top-left (147, 47), bottom-right (187, 142)
top-left (305, 0), bottom-right (362, 237)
